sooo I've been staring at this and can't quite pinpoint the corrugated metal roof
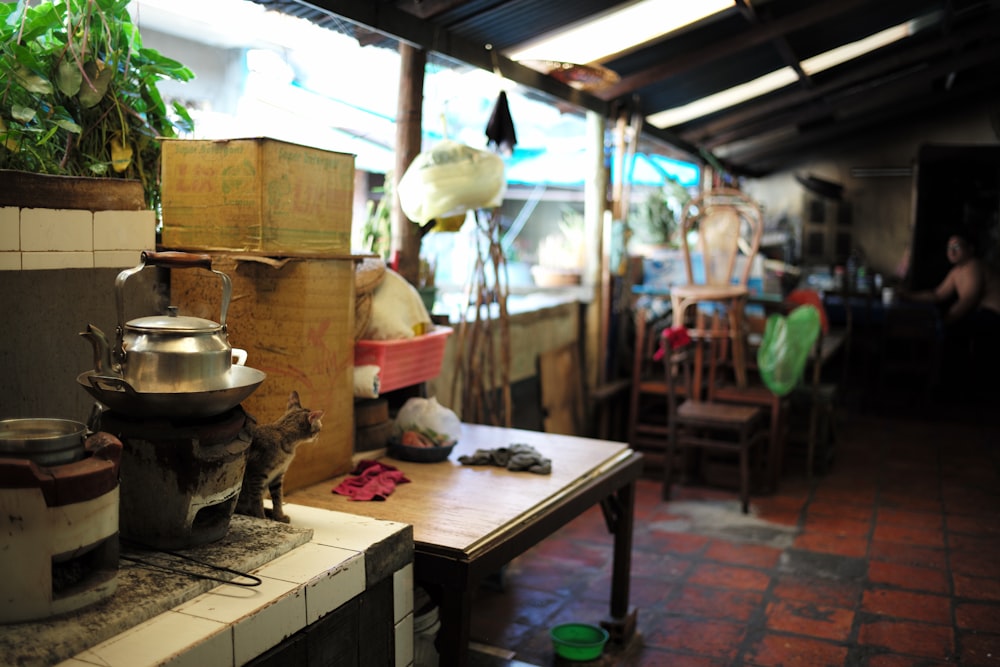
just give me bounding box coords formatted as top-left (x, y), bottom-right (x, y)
top-left (248, 0), bottom-right (1000, 175)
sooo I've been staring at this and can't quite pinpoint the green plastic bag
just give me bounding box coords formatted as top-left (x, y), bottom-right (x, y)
top-left (757, 304), bottom-right (821, 396)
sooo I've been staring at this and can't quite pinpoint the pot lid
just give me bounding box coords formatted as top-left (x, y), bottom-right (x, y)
top-left (125, 306), bottom-right (221, 333)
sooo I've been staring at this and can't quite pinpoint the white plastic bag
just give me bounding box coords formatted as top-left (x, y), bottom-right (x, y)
top-left (397, 140), bottom-right (506, 224)
top-left (393, 397), bottom-right (461, 445)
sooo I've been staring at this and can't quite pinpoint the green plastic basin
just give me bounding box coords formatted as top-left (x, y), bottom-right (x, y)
top-left (549, 622), bottom-right (609, 661)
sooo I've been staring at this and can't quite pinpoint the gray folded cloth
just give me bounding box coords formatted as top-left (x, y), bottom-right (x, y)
top-left (458, 443), bottom-right (551, 474)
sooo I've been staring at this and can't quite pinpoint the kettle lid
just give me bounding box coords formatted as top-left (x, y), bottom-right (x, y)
top-left (125, 306), bottom-right (221, 333)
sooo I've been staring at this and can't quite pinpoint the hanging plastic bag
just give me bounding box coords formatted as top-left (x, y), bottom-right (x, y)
top-left (757, 305), bottom-right (821, 396)
top-left (397, 140), bottom-right (506, 224)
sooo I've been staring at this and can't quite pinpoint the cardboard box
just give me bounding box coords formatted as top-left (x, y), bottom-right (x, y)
top-left (169, 255), bottom-right (356, 492)
top-left (161, 138), bottom-right (355, 256)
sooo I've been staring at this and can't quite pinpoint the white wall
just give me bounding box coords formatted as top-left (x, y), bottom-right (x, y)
top-left (744, 99), bottom-right (1000, 277)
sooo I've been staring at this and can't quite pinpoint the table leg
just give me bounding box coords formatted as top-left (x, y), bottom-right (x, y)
top-left (600, 481), bottom-right (638, 643)
top-left (434, 584), bottom-right (473, 666)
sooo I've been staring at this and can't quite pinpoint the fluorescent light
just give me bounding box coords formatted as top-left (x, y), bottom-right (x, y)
top-left (506, 0), bottom-right (733, 65)
top-left (800, 23), bottom-right (913, 74)
top-left (648, 19), bottom-right (916, 129)
top-left (648, 67), bottom-right (799, 128)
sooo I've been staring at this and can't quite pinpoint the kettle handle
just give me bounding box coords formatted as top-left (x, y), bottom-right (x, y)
top-left (114, 250), bottom-right (233, 335)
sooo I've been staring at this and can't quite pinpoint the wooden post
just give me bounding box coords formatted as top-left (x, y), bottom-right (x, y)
top-left (393, 43), bottom-right (426, 285)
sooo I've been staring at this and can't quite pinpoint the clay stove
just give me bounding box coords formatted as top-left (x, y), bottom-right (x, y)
top-left (0, 420), bottom-right (122, 624)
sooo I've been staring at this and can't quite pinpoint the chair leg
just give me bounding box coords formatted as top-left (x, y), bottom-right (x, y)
top-left (664, 425), bottom-right (678, 502)
top-left (739, 441), bottom-right (750, 514)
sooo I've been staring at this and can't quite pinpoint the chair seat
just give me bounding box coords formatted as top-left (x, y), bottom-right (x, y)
top-left (678, 400), bottom-right (762, 425)
top-left (671, 284), bottom-right (748, 301)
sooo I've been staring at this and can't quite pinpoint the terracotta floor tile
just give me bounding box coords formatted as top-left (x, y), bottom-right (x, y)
top-left (861, 588), bottom-right (951, 625)
top-left (869, 541), bottom-right (947, 569)
top-left (754, 508), bottom-right (802, 526)
top-left (956, 602), bottom-right (1000, 634)
top-left (948, 514), bottom-right (1000, 536)
top-left (857, 618), bottom-right (954, 660)
top-left (636, 529), bottom-right (711, 556)
top-left (948, 552), bottom-right (1000, 577)
top-left (804, 514), bottom-right (872, 537)
top-left (863, 655), bottom-right (953, 667)
top-left (879, 492), bottom-right (944, 513)
top-left (948, 533), bottom-right (1000, 552)
top-left (623, 649), bottom-right (729, 667)
top-left (953, 573), bottom-right (1000, 602)
top-left (872, 523), bottom-right (945, 548)
top-left (669, 584), bottom-right (763, 622)
top-left (644, 617), bottom-right (745, 660)
top-left (812, 485), bottom-right (878, 506)
top-left (704, 540), bottom-right (782, 569)
top-left (627, 550), bottom-right (693, 579)
top-left (876, 508), bottom-right (943, 529)
top-left (807, 500), bottom-right (874, 522)
top-left (771, 574), bottom-right (862, 609)
top-left (793, 531), bottom-right (869, 558)
top-left (867, 560), bottom-right (950, 594)
top-left (958, 631), bottom-right (1000, 667)
top-left (764, 599), bottom-right (854, 641)
top-left (743, 632), bottom-right (848, 666)
top-left (687, 562), bottom-right (771, 592)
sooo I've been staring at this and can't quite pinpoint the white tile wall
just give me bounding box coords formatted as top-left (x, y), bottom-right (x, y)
top-left (94, 210), bottom-right (156, 250)
top-left (0, 207), bottom-right (18, 250)
top-left (21, 208), bottom-right (93, 251)
top-left (0, 252), bottom-right (21, 270)
top-left (394, 564), bottom-right (414, 624)
top-left (2, 208), bottom-right (156, 270)
top-left (22, 251), bottom-right (93, 270)
top-left (395, 612), bottom-right (415, 667)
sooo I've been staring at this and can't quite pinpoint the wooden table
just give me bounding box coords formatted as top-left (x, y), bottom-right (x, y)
top-left (287, 424), bottom-right (643, 666)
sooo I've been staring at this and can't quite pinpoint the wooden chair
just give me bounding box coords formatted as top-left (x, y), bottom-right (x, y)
top-left (670, 188), bottom-right (764, 398)
top-left (539, 341), bottom-right (631, 438)
top-left (663, 340), bottom-right (768, 513)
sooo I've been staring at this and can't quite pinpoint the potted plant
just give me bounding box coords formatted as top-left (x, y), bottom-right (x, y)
top-left (629, 176), bottom-right (691, 252)
top-left (0, 0), bottom-right (194, 212)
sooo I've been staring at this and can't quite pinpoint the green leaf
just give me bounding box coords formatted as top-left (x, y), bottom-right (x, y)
top-left (55, 118), bottom-right (82, 134)
top-left (78, 61), bottom-right (113, 108)
top-left (13, 64), bottom-right (53, 94)
top-left (11, 104), bottom-right (36, 123)
top-left (56, 58), bottom-right (83, 96)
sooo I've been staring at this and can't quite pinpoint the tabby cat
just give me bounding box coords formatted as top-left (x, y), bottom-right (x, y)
top-left (236, 391), bottom-right (324, 523)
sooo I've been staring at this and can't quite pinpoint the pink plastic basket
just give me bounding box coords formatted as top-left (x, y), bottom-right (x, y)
top-left (354, 326), bottom-right (453, 393)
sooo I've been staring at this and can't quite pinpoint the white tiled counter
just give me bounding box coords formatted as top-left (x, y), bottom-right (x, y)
top-left (37, 507), bottom-right (413, 667)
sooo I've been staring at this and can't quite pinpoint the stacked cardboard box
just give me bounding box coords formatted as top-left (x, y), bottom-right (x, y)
top-left (162, 138), bottom-right (358, 490)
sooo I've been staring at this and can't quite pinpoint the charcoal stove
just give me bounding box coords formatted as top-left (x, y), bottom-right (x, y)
top-left (96, 406), bottom-right (251, 550)
top-left (0, 420), bottom-right (122, 624)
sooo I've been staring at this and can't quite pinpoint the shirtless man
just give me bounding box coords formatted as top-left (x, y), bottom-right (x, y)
top-left (902, 234), bottom-right (1000, 397)
top-left (903, 234), bottom-right (1000, 323)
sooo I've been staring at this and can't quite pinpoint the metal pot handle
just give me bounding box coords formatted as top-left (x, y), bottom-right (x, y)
top-left (114, 250), bottom-right (233, 333)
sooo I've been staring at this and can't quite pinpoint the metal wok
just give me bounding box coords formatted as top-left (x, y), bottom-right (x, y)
top-left (77, 365), bottom-right (266, 419)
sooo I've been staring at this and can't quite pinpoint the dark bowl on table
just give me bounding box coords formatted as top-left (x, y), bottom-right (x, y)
top-left (387, 438), bottom-right (456, 463)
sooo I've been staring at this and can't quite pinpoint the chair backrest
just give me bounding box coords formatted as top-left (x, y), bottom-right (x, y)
top-left (679, 187), bottom-right (763, 288)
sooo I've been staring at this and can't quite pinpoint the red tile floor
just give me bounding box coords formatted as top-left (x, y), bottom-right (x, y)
top-left (467, 402), bottom-right (1000, 666)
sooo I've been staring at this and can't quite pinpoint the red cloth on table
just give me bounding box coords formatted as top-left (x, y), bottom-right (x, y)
top-left (333, 459), bottom-right (410, 501)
